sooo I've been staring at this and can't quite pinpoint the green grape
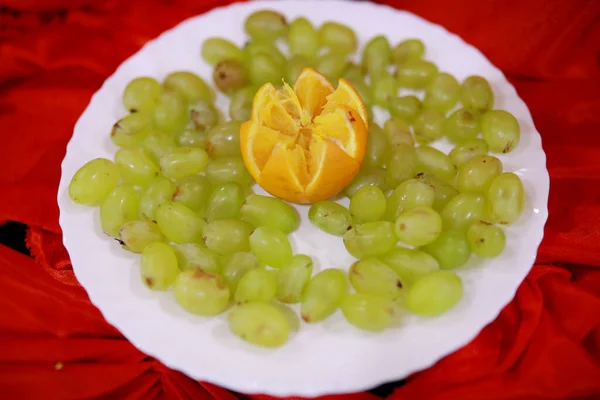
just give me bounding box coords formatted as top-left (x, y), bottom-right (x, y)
top-left (448, 138), bottom-right (489, 168)
top-left (389, 95), bottom-right (421, 124)
top-left (172, 176), bottom-right (212, 214)
top-left (301, 269), bottom-right (347, 323)
top-left (414, 172), bottom-right (459, 210)
top-left (234, 267), bottom-right (277, 303)
top-left (308, 200), bottom-right (352, 236)
top-left (460, 75), bottom-right (494, 112)
top-left (205, 182), bottom-right (245, 222)
top-left (100, 184), bottom-right (139, 237)
top-left (344, 166), bottom-right (387, 197)
top-left (349, 258), bottom-right (403, 299)
top-left (188, 99), bottom-right (219, 132)
top-left (213, 60), bottom-right (248, 94)
top-left (286, 55), bottom-right (311, 83)
top-left (364, 123), bottom-right (389, 167)
top-left (119, 220), bottom-right (164, 253)
top-left (371, 71), bottom-right (398, 107)
top-left (206, 121), bottom-right (242, 158)
top-left (467, 221), bottom-right (505, 257)
top-left (222, 252), bottom-right (261, 290)
top-left (205, 157), bottom-right (253, 186)
top-left (423, 72), bottom-right (460, 112)
top-left (385, 178), bottom-right (435, 221)
top-left (163, 71), bottom-right (213, 103)
top-left (201, 37), bottom-right (244, 65)
top-left (444, 108), bottom-right (480, 144)
top-left (422, 231), bottom-right (471, 270)
top-left (379, 247), bottom-right (439, 287)
top-left (114, 148), bottom-right (159, 186)
top-left (361, 35), bottom-right (391, 77)
top-left (229, 302), bottom-right (290, 347)
top-left (351, 79), bottom-right (373, 108)
top-left (349, 185), bottom-right (387, 224)
top-left (241, 194), bottom-right (299, 234)
top-left (316, 52), bottom-right (347, 83)
top-left (383, 118), bottom-right (415, 147)
top-left (406, 270), bottom-right (463, 316)
top-left (391, 39), bottom-right (425, 66)
top-left (171, 242), bottom-right (221, 274)
top-left (442, 192), bottom-right (487, 232)
top-left (110, 113), bottom-right (151, 148)
top-left (203, 219), bottom-right (253, 255)
top-left (341, 293), bottom-right (397, 332)
top-left (394, 206), bottom-right (442, 246)
top-left (413, 109), bottom-right (445, 143)
top-left (487, 172), bottom-right (525, 224)
top-left (415, 145), bottom-right (456, 183)
top-left (152, 91), bottom-right (188, 134)
top-left (456, 155), bottom-right (502, 193)
top-left (244, 41), bottom-right (287, 67)
top-left (159, 147), bottom-right (209, 180)
top-left (249, 226), bottom-right (292, 268)
top-left (244, 10), bottom-right (287, 41)
top-left (156, 202), bottom-right (205, 244)
top-left (141, 133), bottom-right (176, 163)
top-left (385, 143), bottom-right (417, 188)
top-left (481, 110), bottom-right (520, 153)
top-left (69, 158), bottom-right (120, 205)
top-left (276, 254), bottom-right (313, 303)
top-left (342, 63), bottom-right (363, 82)
top-left (344, 221), bottom-right (397, 259)
top-left (174, 270), bottom-right (230, 316)
top-left (177, 128), bottom-right (207, 149)
top-left (141, 242), bottom-right (178, 291)
top-left (122, 76), bottom-right (161, 113)
top-left (229, 86), bottom-right (256, 121)
top-left (288, 17), bottom-right (319, 60)
top-left (319, 21), bottom-right (357, 55)
top-left (396, 59), bottom-right (438, 89)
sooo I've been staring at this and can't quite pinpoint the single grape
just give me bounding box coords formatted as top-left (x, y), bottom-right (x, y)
top-left (206, 121), bottom-right (242, 158)
top-left (205, 157), bottom-right (253, 187)
top-left (456, 155), bottom-right (503, 193)
top-left (442, 192), bottom-right (488, 232)
top-left (364, 123), bottom-right (389, 168)
top-left (487, 172), bottom-right (525, 224)
top-left (276, 254), bottom-right (313, 304)
top-left (349, 185), bottom-right (387, 224)
top-left (389, 95), bottom-right (421, 124)
top-left (141, 242), bottom-right (178, 291)
top-left (423, 72), bottom-right (460, 112)
top-left (467, 221), bottom-right (506, 257)
top-left (316, 52), bottom-right (348, 83)
top-left (308, 200), bottom-right (352, 236)
top-left (141, 133), bottom-right (176, 163)
top-left (172, 176), bottom-right (212, 214)
top-left (249, 226), bottom-right (292, 268)
top-left (383, 118), bottom-right (415, 147)
top-left (406, 270), bottom-right (463, 316)
top-left (385, 143), bottom-right (417, 188)
top-left (229, 86), bottom-right (256, 121)
top-left (222, 252), bottom-right (261, 291)
top-left (234, 267), bottom-right (277, 303)
top-left (414, 172), bottom-right (459, 211)
top-left (413, 109), bottom-right (445, 143)
top-left (342, 63), bottom-right (363, 82)
top-left (481, 110), bottom-right (520, 153)
top-left (152, 91), bottom-right (188, 134)
top-left (341, 293), bottom-right (397, 332)
top-left (319, 21), bottom-right (357, 55)
top-left (371, 71), bottom-right (398, 107)
top-left (174, 270), bottom-right (230, 316)
top-left (114, 148), bottom-right (159, 186)
top-left (122, 77), bottom-right (161, 113)
top-left (119, 220), bottom-right (164, 253)
top-left (159, 147), bottom-right (209, 180)
top-left (344, 221), bottom-right (397, 259)
top-left (244, 10), bottom-right (287, 41)
top-left (391, 39), bottom-right (425, 66)
top-left (444, 108), bottom-right (481, 144)
top-left (244, 41), bottom-right (287, 67)
top-left (344, 166), bottom-right (387, 197)
top-left (171, 242), bottom-right (221, 274)
top-left (301, 269), bottom-right (347, 323)
top-left (205, 182), bottom-right (245, 222)
top-left (110, 113), bottom-right (151, 148)
top-left (203, 219), bottom-right (253, 255)
top-left (69, 158), bottom-right (120, 205)
top-left (213, 60), bottom-right (248, 94)
top-left (229, 302), bottom-right (290, 347)
top-left (241, 194), bottom-right (300, 234)
top-left (448, 138), bottom-right (489, 168)
top-left (415, 145), bottom-right (457, 183)
top-left (286, 55), bottom-right (311, 83)
top-left (288, 17), bottom-right (319, 60)
top-left (100, 184), bottom-right (139, 237)
top-left (201, 37), bottom-right (244, 65)
top-left (394, 206), bottom-right (442, 246)
top-left (460, 75), bottom-right (494, 112)
top-left (379, 247), bottom-right (439, 287)
top-left (396, 59), bottom-right (438, 89)
top-left (422, 231), bottom-right (471, 270)
top-left (156, 202), bottom-right (205, 244)
top-left (349, 258), bottom-right (403, 299)
top-left (361, 35), bottom-right (391, 77)
top-left (188, 99), bottom-right (219, 133)
top-left (385, 178), bottom-right (435, 221)
top-left (163, 71), bottom-right (213, 103)
top-left (348, 78), bottom-right (372, 108)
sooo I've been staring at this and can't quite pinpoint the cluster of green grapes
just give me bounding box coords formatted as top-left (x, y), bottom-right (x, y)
top-left (68, 9), bottom-right (526, 348)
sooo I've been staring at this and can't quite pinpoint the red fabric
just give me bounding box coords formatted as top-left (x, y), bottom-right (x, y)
top-left (1, 0), bottom-right (600, 399)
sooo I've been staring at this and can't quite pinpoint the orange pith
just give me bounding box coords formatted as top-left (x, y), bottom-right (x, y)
top-left (240, 68), bottom-right (369, 204)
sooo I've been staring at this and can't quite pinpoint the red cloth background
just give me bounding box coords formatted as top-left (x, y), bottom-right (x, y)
top-left (1, 0), bottom-right (600, 399)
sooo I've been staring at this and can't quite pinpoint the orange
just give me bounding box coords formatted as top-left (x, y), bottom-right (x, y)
top-left (240, 68), bottom-right (369, 204)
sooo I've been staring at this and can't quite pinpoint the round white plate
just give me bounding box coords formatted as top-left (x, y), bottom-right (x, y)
top-left (58, 0), bottom-right (549, 397)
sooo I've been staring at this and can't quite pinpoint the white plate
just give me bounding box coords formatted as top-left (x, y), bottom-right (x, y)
top-left (58, 0), bottom-right (549, 397)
